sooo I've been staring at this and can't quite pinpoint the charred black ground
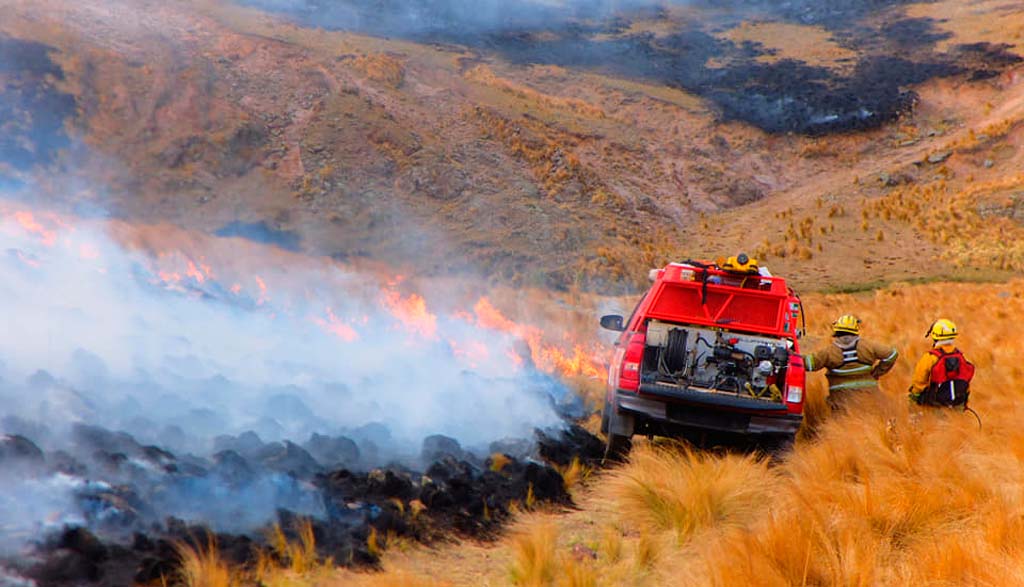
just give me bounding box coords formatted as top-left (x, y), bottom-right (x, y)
top-left (244, 1), bottom-right (1020, 135)
top-left (1, 424), bottom-right (604, 586)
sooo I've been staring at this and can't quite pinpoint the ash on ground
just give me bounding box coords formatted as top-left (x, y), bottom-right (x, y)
top-left (0, 418), bottom-right (604, 586)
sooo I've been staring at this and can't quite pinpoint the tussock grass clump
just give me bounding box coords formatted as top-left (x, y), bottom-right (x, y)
top-left (680, 394), bottom-right (1024, 586)
top-left (864, 164), bottom-right (1024, 271)
top-left (604, 442), bottom-right (774, 543)
top-left (508, 522), bottom-right (601, 587)
top-left (176, 520), bottom-right (335, 587)
top-left (176, 536), bottom-right (238, 587)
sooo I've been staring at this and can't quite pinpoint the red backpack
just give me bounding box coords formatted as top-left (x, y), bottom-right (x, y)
top-left (923, 348), bottom-right (975, 407)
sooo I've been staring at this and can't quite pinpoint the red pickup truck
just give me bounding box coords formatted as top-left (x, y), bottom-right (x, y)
top-left (600, 256), bottom-right (806, 459)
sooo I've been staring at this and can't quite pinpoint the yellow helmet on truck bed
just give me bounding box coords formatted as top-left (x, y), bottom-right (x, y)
top-left (719, 253), bottom-right (760, 274)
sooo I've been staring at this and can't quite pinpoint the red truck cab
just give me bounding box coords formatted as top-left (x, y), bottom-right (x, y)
top-left (600, 257), bottom-right (805, 458)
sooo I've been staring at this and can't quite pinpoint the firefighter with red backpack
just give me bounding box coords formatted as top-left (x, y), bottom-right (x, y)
top-left (909, 319), bottom-right (976, 409)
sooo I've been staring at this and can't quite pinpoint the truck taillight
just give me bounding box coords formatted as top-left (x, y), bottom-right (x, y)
top-left (785, 353), bottom-right (806, 414)
top-left (617, 332), bottom-right (646, 392)
top-left (785, 386), bottom-right (803, 403)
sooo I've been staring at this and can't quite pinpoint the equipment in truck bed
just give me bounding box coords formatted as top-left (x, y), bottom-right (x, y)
top-left (599, 256), bottom-right (806, 460)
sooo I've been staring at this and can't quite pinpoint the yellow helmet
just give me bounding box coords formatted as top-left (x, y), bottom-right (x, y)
top-left (832, 314), bottom-right (861, 336)
top-left (719, 253), bottom-right (759, 274)
top-left (926, 318), bottom-right (958, 341)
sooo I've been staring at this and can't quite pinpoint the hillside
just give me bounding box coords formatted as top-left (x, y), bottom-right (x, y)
top-left (3, 0), bottom-right (1023, 292)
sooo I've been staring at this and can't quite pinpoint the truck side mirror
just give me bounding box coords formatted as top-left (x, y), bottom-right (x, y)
top-left (600, 314), bottom-right (625, 331)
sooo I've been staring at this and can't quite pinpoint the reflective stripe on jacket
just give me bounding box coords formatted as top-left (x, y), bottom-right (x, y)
top-left (806, 337), bottom-right (899, 392)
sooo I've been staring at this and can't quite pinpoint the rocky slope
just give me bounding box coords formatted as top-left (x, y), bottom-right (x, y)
top-left (3, 0), bottom-right (1023, 292)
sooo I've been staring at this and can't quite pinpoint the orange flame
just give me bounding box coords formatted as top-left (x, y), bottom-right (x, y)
top-left (13, 211), bottom-right (57, 246)
top-left (473, 297), bottom-right (518, 332)
top-left (471, 296), bottom-right (606, 379)
top-left (382, 289), bottom-right (437, 339)
top-left (314, 306), bottom-right (359, 342)
top-left (254, 275), bottom-right (268, 305)
top-left (448, 339), bottom-right (490, 367)
top-left (13, 249), bottom-right (41, 268)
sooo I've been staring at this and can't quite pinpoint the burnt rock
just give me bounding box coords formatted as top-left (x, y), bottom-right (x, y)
top-left (164, 522), bottom-right (256, 567)
top-left (76, 483), bottom-right (144, 528)
top-left (319, 468), bottom-right (361, 500)
top-left (27, 549), bottom-right (103, 584)
top-left (213, 430), bottom-right (264, 457)
top-left (72, 424), bottom-right (143, 458)
top-left (255, 441), bottom-right (322, 478)
top-left (1, 415), bottom-right (50, 441)
top-left (216, 534), bottom-right (257, 567)
top-left (130, 532), bottom-right (154, 552)
top-left (305, 433), bottom-right (360, 467)
top-left (366, 469), bottom-right (415, 500)
top-left (57, 527), bottom-right (109, 564)
top-left (170, 454), bottom-right (209, 477)
top-left (264, 391), bottom-right (315, 422)
top-left (424, 456), bottom-right (477, 485)
top-left (91, 450), bottom-right (129, 474)
top-left (488, 437), bottom-right (534, 460)
top-left (211, 449), bottom-right (256, 484)
top-left (0, 434), bottom-right (44, 467)
top-left (27, 527), bottom-right (108, 585)
top-left (535, 424), bottom-right (604, 467)
top-left (421, 434), bottom-right (464, 463)
top-left (134, 556), bottom-right (177, 585)
top-left (140, 445), bottom-right (176, 466)
top-left (522, 462), bottom-right (567, 503)
top-left (50, 450), bottom-right (87, 476)
top-left (132, 537), bottom-right (179, 584)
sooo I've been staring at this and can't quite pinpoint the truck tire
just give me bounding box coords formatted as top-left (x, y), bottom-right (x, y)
top-left (603, 432), bottom-right (632, 463)
top-left (759, 434), bottom-right (795, 461)
top-left (602, 398), bottom-right (633, 463)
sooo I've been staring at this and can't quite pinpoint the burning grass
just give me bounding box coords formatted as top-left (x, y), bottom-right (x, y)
top-left (325, 277), bottom-right (1024, 586)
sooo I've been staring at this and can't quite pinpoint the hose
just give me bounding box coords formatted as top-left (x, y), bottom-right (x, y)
top-left (965, 406), bottom-right (982, 430)
top-left (659, 329), bottom-right (688, 377)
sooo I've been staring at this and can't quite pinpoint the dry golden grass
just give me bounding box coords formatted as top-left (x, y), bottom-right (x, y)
top-left (347, 52), bottom-right (407, 88)
top-left (666, 277), bottom-right (1024, 586)
top-left (464, 65), bottom-right (606, 119)
top-left (176, 520), bottom-right (336, 587)
top-left (556, 457), bottom-right (593, 494)
top-left (864, 172), bottom-right (1024, 270)
top-left (181, 279), bottom-right (1024, 587)
top-left (603, 443), bottom-right (773, 544)
top-left (176, 536), bottom-right (238, 587)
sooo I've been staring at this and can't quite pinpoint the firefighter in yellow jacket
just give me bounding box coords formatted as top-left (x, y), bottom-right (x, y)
top-left (909, 319), bottom-right (975, 408)
top-left (805, 314), bottom-right (899, 410)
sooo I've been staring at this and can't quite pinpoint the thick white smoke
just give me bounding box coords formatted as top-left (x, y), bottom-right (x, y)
top-left (0, 200), bottom-right (571, 543)
top-left (0, 205), bottom-right (564, 449)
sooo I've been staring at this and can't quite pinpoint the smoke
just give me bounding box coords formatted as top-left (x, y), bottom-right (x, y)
top-left (0, 199), bottom-right (575, 545)
top-left (239, 0), bottom-right (1014, 135)
top-left (241, 0), bottom-right (672, 37)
